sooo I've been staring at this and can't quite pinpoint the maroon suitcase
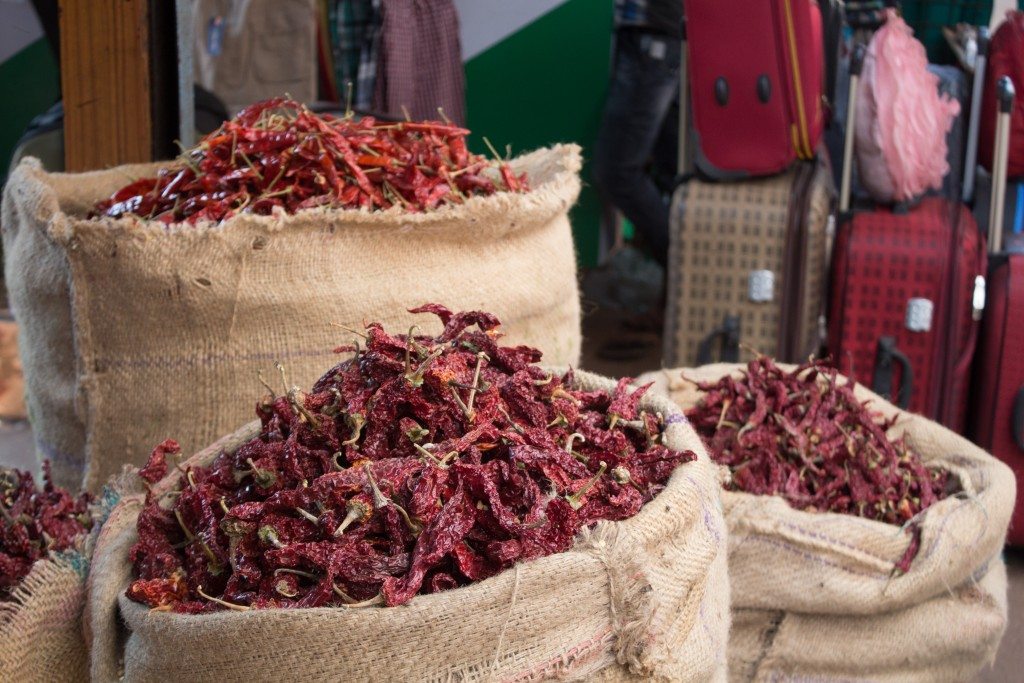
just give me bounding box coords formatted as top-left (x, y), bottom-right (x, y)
top-left (827, 45), bottom-right (987, 433)
top-left (685, 0), bottom-right (825, 178)
top-left (971, 77), bottom-right (1024, 544)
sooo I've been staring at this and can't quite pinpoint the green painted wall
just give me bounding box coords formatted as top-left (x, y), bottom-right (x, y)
top-left (464, 0), bottom-right (613, 268)
top-left (0, 39), bottom-right (61, 181)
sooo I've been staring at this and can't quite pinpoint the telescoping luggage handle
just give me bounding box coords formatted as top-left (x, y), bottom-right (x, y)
top-left (990, 76), bottom-right (1016, 254)
top-left (839, 44), bottom-right (867, 213)
top-left (963, 27), bottom-right (990, 204)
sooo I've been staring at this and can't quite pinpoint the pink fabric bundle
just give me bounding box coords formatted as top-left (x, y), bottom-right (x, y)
top-left (855, 10), bottom-right (960, 204)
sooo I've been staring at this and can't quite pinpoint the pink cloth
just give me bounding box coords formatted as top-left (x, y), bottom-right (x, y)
top-left (855, 10), bottom-right (960, 204)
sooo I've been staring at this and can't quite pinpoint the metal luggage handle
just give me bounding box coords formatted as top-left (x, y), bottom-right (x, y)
top-left (872, 336), bottom-right (913, 409)
top-left (990, 76), bottom-right (1015, 254)
top-left (839, 44), bottom-right (867, 214)
top-left (963, 26), bottom-right (989, 204)
top-left (696, 315), bottom-right (741, 365)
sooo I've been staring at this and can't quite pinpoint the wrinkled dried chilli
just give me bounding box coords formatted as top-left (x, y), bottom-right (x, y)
top-left (127, 305), bottom-right (694, 611)
top-left (0, 464), bottom-right (93, 599)
top-left (686, 357), bottom-right (953, 573)
top-left (93, 98), bottom-right (528, 224)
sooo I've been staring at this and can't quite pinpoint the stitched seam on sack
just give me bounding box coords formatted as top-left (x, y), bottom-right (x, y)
top-left (774, 520), bottom-right (893, 563)
top-left (507, 626), bottom-right (613, 682)
top-left (744, 535), bottom-right (890, 579)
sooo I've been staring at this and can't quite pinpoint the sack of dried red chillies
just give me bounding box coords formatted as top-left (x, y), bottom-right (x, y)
top-left (0, 464), bottom-right (95, 681)
top-left (86, 307), bottom-right (729, 682)
top-left (641, 361), bottom-right (1014, 682)
top-left (2, 99), bottom-right (583, 495)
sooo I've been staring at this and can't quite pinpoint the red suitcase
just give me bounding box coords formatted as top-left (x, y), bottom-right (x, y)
top-left (685, 0), bottom-right (825, 179)
top-left (828, 45), bottom-right (987, 433)
top-left (971, 77), bottom-right (1024, 543)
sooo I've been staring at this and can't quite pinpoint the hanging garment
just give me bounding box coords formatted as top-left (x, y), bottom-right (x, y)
top-left (373, 0), bottom-right (465, 123)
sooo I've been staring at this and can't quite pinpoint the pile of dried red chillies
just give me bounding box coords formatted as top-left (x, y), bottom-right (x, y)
top-left (93, 98), bottom-right (528, 224)
top-left (0, 464), bottom-right (93, 599)
top-left (686, 357), bottom-right (953, 573)
top-left (127, 305), bottom-right (693, 612)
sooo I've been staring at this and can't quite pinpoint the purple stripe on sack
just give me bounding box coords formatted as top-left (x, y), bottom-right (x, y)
top-left (704, 506), bottom-right (722, 545)
top-left (35, 437), bottom-right (81, 469)
top-left (769, 674), bottom-right (862, 683)
top-left (665, 413), bottom-right (688, 426)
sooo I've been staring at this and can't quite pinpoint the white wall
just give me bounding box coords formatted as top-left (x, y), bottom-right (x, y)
top-left (454, 0), bottom-right (567, 60)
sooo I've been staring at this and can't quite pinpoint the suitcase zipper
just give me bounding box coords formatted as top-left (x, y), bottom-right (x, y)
top-left (779, 162), bottom-right (815, 356)
top-left (781, 0), bottom-right (813, 159)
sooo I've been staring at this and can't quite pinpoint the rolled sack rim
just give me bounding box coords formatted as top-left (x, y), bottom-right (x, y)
top-left (647, 364), bottom-right (1015, 609)
top-left (9, 144), bottom-right (584, 245)
top-left (100, 367), bottom-right (724, 677)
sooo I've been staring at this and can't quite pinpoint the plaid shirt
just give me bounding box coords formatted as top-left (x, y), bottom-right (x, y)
top-left (328, 0), bottom-right (382, 110)
top-left (614, 0), bottom-right (682, 37)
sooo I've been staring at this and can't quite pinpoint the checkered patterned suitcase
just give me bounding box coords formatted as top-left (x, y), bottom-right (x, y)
top-left (662, 156), bottom-right (835, 366)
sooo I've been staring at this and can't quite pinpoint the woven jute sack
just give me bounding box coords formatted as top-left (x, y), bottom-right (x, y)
top-left (641, 364), bottom-right (1015, 682)
top-left (0, 552), bottom-right (90, 682)
top-left (1, 145), bottom-right (583, 494)
top-left (86, 369), bottom-right (730, 682)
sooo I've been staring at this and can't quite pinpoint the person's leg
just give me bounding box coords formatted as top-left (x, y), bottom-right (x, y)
top-left (650, 94), bottom-right (680, 194)
top-left (592, 30), bottom-right (681, 267)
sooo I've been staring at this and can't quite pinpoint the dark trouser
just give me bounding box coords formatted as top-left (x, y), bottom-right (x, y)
top-left (593, 28), bottom-right (680, 268)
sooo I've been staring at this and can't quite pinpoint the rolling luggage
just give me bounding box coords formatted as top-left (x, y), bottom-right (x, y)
top-left (685, 0), bottom-right (825, 179)
top-left (828, 44), bottom-right (987, 433)
top-left (970, 77), bottom-right (1024, 544)
top-left (663, 156), bottom-right (835, 367)
top-left (981, 10), bottom-right (1024, 178)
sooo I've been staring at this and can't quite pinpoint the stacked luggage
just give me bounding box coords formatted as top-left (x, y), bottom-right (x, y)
top-left (667, 3), bottom-right (1024, 541)
top-left (664, 0), bottom-right (836, 367)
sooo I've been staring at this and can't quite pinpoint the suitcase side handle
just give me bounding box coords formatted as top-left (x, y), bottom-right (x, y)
top-left (696, 315), bottom-right (741, 365)
top-left (839, 44), bottom-right (867, 214)
top-left (990, 76), bottom-right (1015, 253)
top-left (872, 336), bottom-right (913, 409)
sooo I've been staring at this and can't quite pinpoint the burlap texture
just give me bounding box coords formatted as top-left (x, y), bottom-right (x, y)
top-left (0, 555), bottom-right (89, 682)
top-left (641, 364), bottom-right (1015, 682)
top-left (86, 369), bottom-right (729, 682)
top-left (1, 145), bottom-right (583, 494)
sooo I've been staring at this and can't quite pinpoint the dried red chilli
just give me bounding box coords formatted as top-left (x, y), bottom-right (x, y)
top-left (685, 357), bottom-right (954, 572)
top-left (92, 98), bottom-right (529, 225)
top-left (0, 463), bottom-right (93, 599)
top-left (126, 305), bottom-right (694, 612)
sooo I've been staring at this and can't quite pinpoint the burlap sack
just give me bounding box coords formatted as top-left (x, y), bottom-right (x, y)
top-left (86, 369), bottom-right (730, 682)
top-left (1, 145), bottom-right (582, 494)
top-left (641, 364), bottom-right (1016, 682)
top-left (0, 553), bottom-right (89, 682)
